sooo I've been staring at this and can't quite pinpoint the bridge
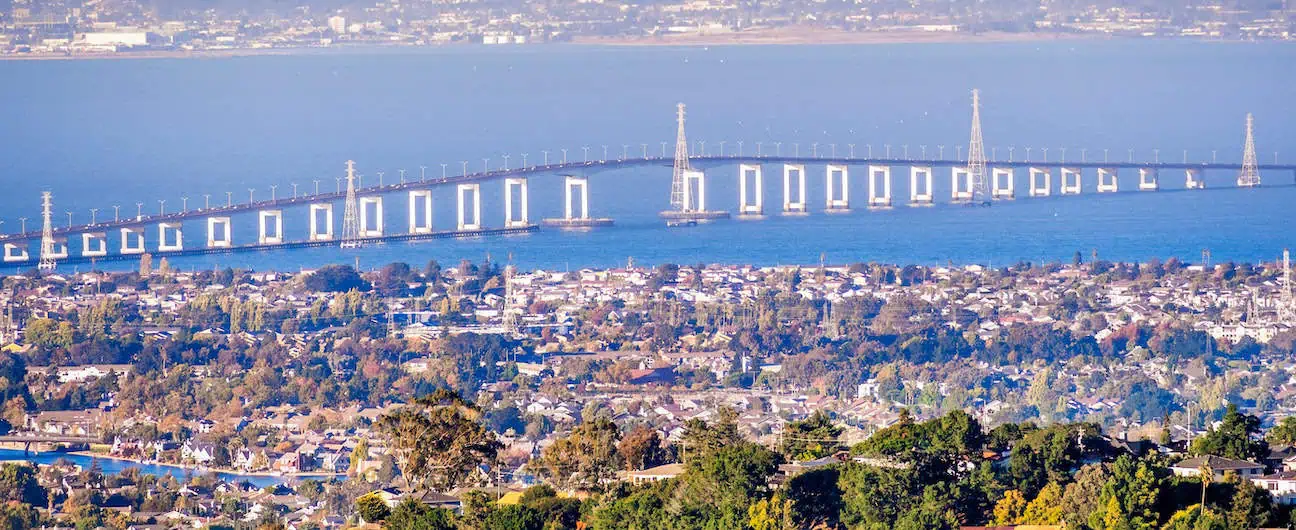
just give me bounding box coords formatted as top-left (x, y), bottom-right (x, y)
top-left (0, 433), bottom-right (100, 454)
top-left (2, 92), bottom-right (1291, 268)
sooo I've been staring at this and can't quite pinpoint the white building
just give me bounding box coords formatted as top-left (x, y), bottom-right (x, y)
top-left (328, 16), bottom-right (347, 35)
top-left (80, 31), bottom-right (148, 47)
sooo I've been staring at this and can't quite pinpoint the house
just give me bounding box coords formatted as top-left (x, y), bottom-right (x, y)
top-left (180, 441), bottom-right (217, 465)
top-left (627, 463), bottom-right (685, 485)
top-left (1170, 455), bottom-right (1264, 480)
top-left (1252, 471), bottom-right (1296, 505)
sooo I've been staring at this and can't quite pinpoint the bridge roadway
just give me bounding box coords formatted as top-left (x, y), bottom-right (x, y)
top-left (0, 434), bottom-right (99, 444)
top-left (3, 155), bottom-right (1295, 243)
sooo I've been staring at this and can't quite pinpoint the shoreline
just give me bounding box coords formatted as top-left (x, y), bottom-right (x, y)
top-left (64, 450), bottom-right (347, 479)
top-left (0, 31), bottom-right (1257, 62)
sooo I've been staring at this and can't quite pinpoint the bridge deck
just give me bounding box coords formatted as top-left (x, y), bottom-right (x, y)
top-left (2, 155), bottom-right (1293, 243)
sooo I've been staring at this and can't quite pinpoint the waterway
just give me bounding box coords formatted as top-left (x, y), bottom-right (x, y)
top-left (0, 449), bottom-right (293, 487)
top-left (0, 40), bottom-right (1293, 272)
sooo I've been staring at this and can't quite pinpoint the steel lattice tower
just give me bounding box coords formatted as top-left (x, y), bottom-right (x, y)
top-left (1238, 113), bottom-right (1260, 187)
top-left (670, 103), bottom-right (690, 211)
top-left (1283, 249), bottom-right (1294, 323)
top-left (966, 89), bottom-right (989, 204)
top-left (341, 160), bottom-right (362, 248)
top-left (38, 192), bottom-right (56, 271)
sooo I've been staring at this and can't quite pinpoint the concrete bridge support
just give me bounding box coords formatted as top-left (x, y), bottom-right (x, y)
top-left (992, 168), bottom-right (1015, 199)
top-left (360, 197), bottom-right (384, 237)
top-left (504, 178), bottom-right (529, 228)
top-left (909, 166), bottom-right (933, 206)
top-left (120, 227), bottom-right (145, 255)
top-left (2, 243), bottom-right (27, 263)
top-left (1186, 169), bottom-right (1206, 189)
top-left (308, 205), bottom-right (333, 241)
top-left (951, 167), bottom-right (972, 202)
top-left (158, 223), bottom-right (183, 252)
top-left (1138, 168), bottom-right (1159, 191)
top-left (81, 233), bottom-right (108, 258)
top-left (868, 165), bottom-right (892, 208)
top-left (207, 217), bottom-right (232, 248)
top-left (457, 183), bottom-right (482, 231)
top-left (408, 191), bottom-right (433, 234)
top-left (782, 164), bottom-right (807, 214)
top-left (1096, 168), bottom-right (1118, 193)
top-left (738, 164), bottom-right (763, 215)
top-left (44, 238), bottom-right (68, 260)
top-left (564, 177), bottom-right (590, 220)
top-left (1029, 168), bottom-right (1052, 197)
top-left (258, 210), bottom-right (284, 245)
top-left (682, 170), bottom-right (707, 212)
top-left (1060, 168), bottom-right (1082, 195)
top-left (825, 164), bottom-right (849, 212)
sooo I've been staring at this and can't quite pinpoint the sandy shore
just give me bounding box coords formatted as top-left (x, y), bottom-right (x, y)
top-left (0, 29), bottom-right (1114, 61)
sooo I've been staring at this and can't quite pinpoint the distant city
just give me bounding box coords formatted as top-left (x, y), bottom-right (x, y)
top-left (0, 0), bottom-right (1292, 56)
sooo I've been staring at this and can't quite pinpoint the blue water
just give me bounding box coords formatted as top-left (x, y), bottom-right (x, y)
top-left (0, 449), bottom-right (291, 487)
top-left (1, 41), bottom-right (1293, 271)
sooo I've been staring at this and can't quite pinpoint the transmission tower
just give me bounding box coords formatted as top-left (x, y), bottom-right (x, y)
top-left (503, 264), bottom-right (517, 334)
top-left (670, 103), bottom-right (690, 211)
top-left (1282, 249), bottom-right (1294, 323)
top-left (1238, 113), bottom-right (1260, 188)
top-left (341, 160), bottom-right (362, 248)
top-left (38, 192), bottom-right (57, 271)
top-left (966, 89), bottom-right (989, 204)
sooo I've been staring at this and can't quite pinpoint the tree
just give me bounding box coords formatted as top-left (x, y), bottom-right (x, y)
top-left (303, 265), bottom-right (369, 293)
top-left (1019, 482), bottom-right (1063, 524)
top-left (1191, 404), bottom-right (1268, 463)
top-left (356, 492), bottom-right (390, 522)
top-left (781, 411), bottom-right (844, 461)
top-left (992, 490), bottom-right (1027, 525)
top-left (375, 389), bottom-right (502, 497)
top-left (481, 504), bottom-right (544, 530)
top-left (618, 425), bottom-right (667, 472)
top-left (688, 442), bottom-right (780, 522)
top-left (0, 464), bottom-right (44, 506)
top-left (748, 494), bottom-right (796, 530)
top-left (385, 499), bottom-right (455, 530)
top-left (1089, 455), bottom-right (1161, 530)
top-left (681, 407), bottom-right (742, 462)
top-left (532, 416), bottom-right (622, 492)
top-left (1267, 416), bottom-right (1296, 445)
top-left (1061, 464), bottom-right (1111, 528)
top-left (1161, 504), bottom-right (1226, 530)
top-left (1226, 477), bottom-right (1271, 530)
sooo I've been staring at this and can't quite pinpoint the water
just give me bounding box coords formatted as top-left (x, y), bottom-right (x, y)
top-left (1, 41), bottom-right (1293, 271)
top-left (0, 449), bottom-right (292, 487)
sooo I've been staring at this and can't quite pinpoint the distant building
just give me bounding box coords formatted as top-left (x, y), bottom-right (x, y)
top-left (1171, 455), bottom-right (1264, 480)
top-left (328, 16), bottom-right (347, 35)
top-left (79, 31), bottom-right (148, 47)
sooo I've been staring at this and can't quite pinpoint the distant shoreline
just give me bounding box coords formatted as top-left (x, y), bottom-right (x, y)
top-left (0, 30), bottom-right (1249, 62)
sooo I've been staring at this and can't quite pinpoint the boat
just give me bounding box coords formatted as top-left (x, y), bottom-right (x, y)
top-left (666, 219), bottom-right (698, 228)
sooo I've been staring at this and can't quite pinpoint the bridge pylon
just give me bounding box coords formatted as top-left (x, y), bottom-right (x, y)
top-left (341, 160), bottom-right (363, 248)
top-left (1238, 113), bottom-right (1260, 188)
top-left (38, 192), bottom-right (58, 271)
top-left (966, 89), bottom-right (989, 204)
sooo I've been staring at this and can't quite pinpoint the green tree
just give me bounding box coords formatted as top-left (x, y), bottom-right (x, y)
top-left (385, 498), bottom-right (455, 530)
top-left (376, 389), bottom-right (502, 497)
top-left (681, 407), bottom-right (742, 462)
top-left (0, 464), bottom-right (44, 506)
top-left (481, 504), bottom-right (544, 530)
top-left (355, 492), bottom-right (391, 522)
top-left (1191, 404), bottom-right (1268, 462)
top-left (1090, 455), bottom-right (1161, 530)
top-left (780, 411), bottom-right (844, 461)
top-left (1161, 504), bottom-right (1226, 530)
top-left (1020, 482), bottom-right (1064, 524)
top-left (532, 416), bottom-right (622, 492)
top-left (1266, 416), bottom-right (1296, 445)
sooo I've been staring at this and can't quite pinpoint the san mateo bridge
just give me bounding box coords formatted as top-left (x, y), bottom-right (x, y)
top-left (3, 91), bottom-right (1294, 269)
